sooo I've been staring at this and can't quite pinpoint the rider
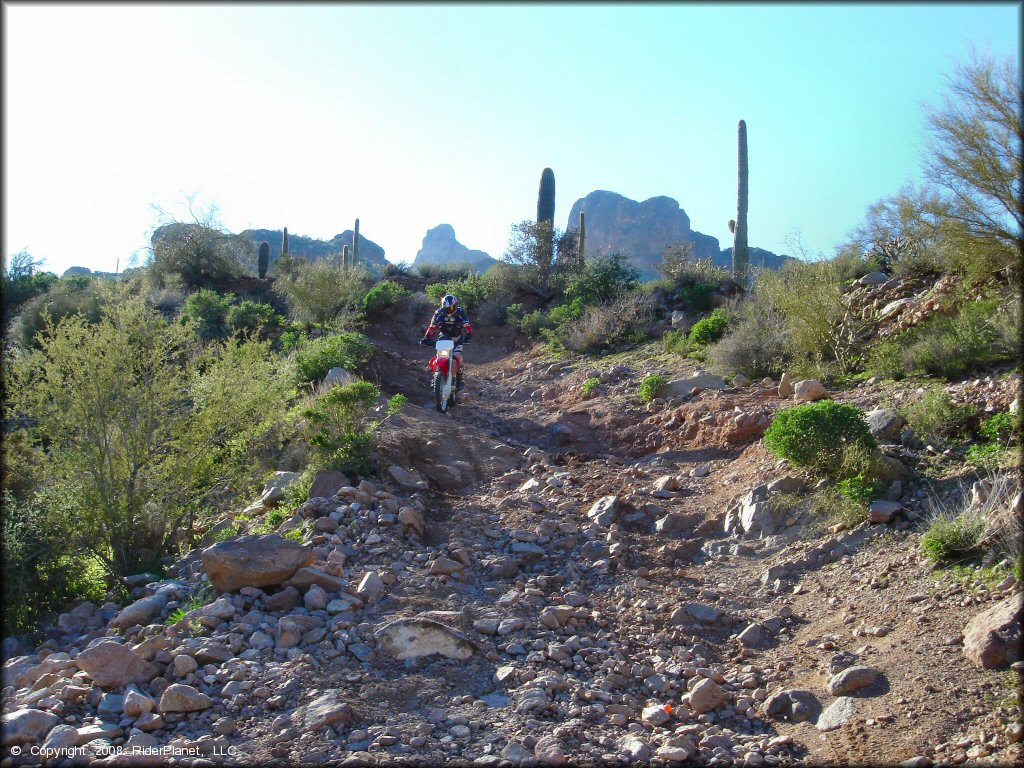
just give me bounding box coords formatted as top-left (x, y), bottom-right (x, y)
top-left (419, 294), bottom-right (472, 390)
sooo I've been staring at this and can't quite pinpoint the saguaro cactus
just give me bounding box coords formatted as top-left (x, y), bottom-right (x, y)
top-left (732, 120), bottom-right (749, 288)
top-left (342, 244), bottom-right (349, 268)
top-left (578, 210), bottom-right (586, 269)
top-left (537, 168), bottom-right (555, 225)
top-left (258, 241), bottom-right (270, 279)
top-left (282, 227), bottom-right (289, 259)
top-left (353, 219), bottom-right (360, 267)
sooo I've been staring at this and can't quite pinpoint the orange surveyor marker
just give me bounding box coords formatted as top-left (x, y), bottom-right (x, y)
top-left (664, 703), bottom-right (673, 714)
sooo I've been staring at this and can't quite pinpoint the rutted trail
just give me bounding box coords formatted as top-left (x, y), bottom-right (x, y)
top-left (3, 315), bottom-right (1021, 767)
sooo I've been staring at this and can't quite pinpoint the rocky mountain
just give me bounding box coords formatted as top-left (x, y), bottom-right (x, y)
top-left (62, 266), bottom-right (120, 280)
top-left (240, 229), bottom-right (387, 270)
top-left (567, 191), bottom-right (789, 280)
top-left (413, 224), bottom-right (496, 271)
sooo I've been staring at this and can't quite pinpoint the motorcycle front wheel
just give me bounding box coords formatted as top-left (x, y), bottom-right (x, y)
top-left (433, 372), bottom-right (451, 413)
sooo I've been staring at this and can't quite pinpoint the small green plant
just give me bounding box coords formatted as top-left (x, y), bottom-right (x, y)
top-left (581, 377), bottom-right (600, 398)
top-left (179, 289), bottom-right (231, 341)
top-left (864, 338), bottom-right (907, 380)
top-left (302, 382), bottom-right (406, 476)
top-left (294, 332), bottom-right (373, 385)
top-left (639, 373), bottom-right (668, 402)
top-left (283, 527), bottom-right (305, 543)
top-left (920, 513), bottom-right (985, 564)
top-left (362, 280), bottom-right (410, 315)
top-left (165, 582), bottom-right (212, 626)
top-left (688, 308), bottom-right (728, 346)
top-left (764, 401), bottom-right (876, 475)
top-left (663, 329), bottom-right (691, 357)
top-left (227, 300), bottom-right (281, 337)
top-left (978, 411), bottom-right (1020, 444)
top-left (900, 388), bottom-right (973, 447)
top-left (837, 474), bottom-right (882, 503)
top-left (811, 488), bottom-right (868, 529)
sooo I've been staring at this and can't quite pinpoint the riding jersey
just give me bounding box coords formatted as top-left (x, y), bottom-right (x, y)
top-left (425, 307), bottom-right (473, 342)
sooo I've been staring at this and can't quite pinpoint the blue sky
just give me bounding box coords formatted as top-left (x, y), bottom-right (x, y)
top-left (4, 2), bottom-right (1019, 275)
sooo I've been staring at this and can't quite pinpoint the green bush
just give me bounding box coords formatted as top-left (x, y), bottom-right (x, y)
top-left (302, 382), bottom-right (406, 476)
top-left (294, 332), bottom-right (373, 385)
top-left (688, 308), bottom-right (728, 346)
top-left (837, 474), bottom-right (882, 503)
top-left (900, 388), bottom-right (972, 447)
top-left (677, 283), bottom-right (718, 312)
top-left (811, 488), bottom-right (869, 529)
top-left (706, 300), bottom-right (788, 379)
top-left (564, 253), bottom-right (639, 306)
top-left (416, 262), bottom-right (476, 282)
top-left (864, 338), bottom-right (908, 380)
top-left (15, 277), bottom-right (107, 348)
top-left (663, 329), bottom-right (692, 357)
top-left (227, 300), bottom-right (281, 337)
top-left (149, 224), bottom-right (245, 289)
top-left (180, 289), bottom-right (232, 341)
top-left (562, 291), bottom-right (655, 354)
top-left (277, 260), bottom-right (370, 329)
top-left (978, 411), bottom-right (1020, 444)
top-left (639, 373), bottom-right (668, 402)
top-left (424, 272), bottom-right (489, 311)
top-left (363, 280), bottom-right (410, 315)
top-left (921, 513), bottom-right (985, 563)
top-left (764, 401), bottom-right (876, 475)
top-left (581, 377), bottom-right (600, 398)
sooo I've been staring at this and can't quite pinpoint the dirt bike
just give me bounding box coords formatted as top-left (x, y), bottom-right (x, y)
top-left (427, 338), bottom-right (460, 414)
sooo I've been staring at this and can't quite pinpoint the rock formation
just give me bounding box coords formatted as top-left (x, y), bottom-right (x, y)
top-left (566, 190), bottom-right (788, 280)
top-left (413, 224), bottom-right (496, 271)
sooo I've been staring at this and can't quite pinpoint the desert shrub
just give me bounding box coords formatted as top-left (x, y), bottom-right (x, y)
top-left (149, 224), bottom-right (246, 289)
top-left (663, 329), bottom-right (692, 357)
top-left (384, 261), bottom-right (413, 278)
top-left (363, 280), bottom-right (410, 315)
top-left (564, 253), bottom-right (639, 306)
top-left (227, 300), bottom-right (281, 337)
top-left (562, 291), bottom-right (655, 354)
top-left (900, 388), bottom-right (972, 447)
top-left (515, 308), bottom-right (554, 339)
top-left (302, 381), bottom-right (406, 476)
top-left (279, 329), bottom-right (308, 353)
top-left (424, 272), bottom-right (489, 311)
top-left (966, 411), bottom-right (1022, 470)
top-left (15, 277), bottom-right (107, 348)
top-left (294, 332), bottom-right (373, 385)
top-left (991, 295), bottom-right (1021, 361)
top-left (688, 308), bottom-right (728, 346)
top-left (277, 260), bottom-right (371, 329)
top-left (837, 474), bottom-right (883, 503)
top-left (811, 488), bottom-right (869, 529)
top-left (706, 300), bottom-right (788, 379)
top-left (979, 411), bottom-right (1021, 444)
top-left (180, 289), bottom-right (232, 341)
top-left (659, 244), bottom-right (730, 287)
top-left (639, 373), bottom-right (667, 402)
top-left (416, 262), bottom-right (476, 281)
top-left (756, 259), bottom-right (867, 375)
top-left (7, 297), bottom-right (295, 580)
top-left (2, 251), bottom-right (58, 319)
top-left (921, 512), bottom-right (985, 564)
top-left (764, 401), bottom-right (876, 475)
top-left (864, 338), bottom-right (908, 380)
top-left (581, 377), bottom-right (600, 398)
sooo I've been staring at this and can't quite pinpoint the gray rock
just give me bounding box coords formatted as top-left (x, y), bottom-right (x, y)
top-left (778, 372), bottom-right (793, 398)
top-left (587, 496), bottom-right (619, 527)
top-left (356, 571), bottom-right (386, 603)
top-left (737, 623), bottom-right (767, 647)
top-left (307, 469), bottom-right (351, 499)
top-left (2, 708), bottom-right (60, 745)
top-left (865, 408), bottom-right (904, 440)
top-left (963, 594), bottom-right (1023, 669)
top-left (618, 735), bottom-right (651, 761)
top-left (260, 471), bottom-right (300, 505)
top-left (40, 724), bottom-right (79, 753)
top-left (685, 603), bottom-right (722, 623)
top-left (817, 696), bottom-right (856, 731)
top-left (762, 689), bottom-right (819, 722)
top-left (76, 641), bottom-right (159, 688)
top-left (109, 590), bottom-right (173, 630)
top-left (794, 379), bottom-right (828, 402)
top-left (200, 534), bottom-right (314, 593)
top-left (688, 677), bottom-right (725, 714)
top-left (827, 666), bottom-right (881, 695)
top-left (659, 373), bottom-right (726, 399)
top-left (158, 683), bottom-right (214, 713)
top-left (534, 735), bottom-right (567, 766)
top-left (295, 690), bottom-right (353, 730)
top-left (868, 500), bottom-right (901, 523)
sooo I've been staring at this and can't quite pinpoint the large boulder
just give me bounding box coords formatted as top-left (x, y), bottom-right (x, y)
top-left (864, 408), bottom-right (904, 441)
top-left (658, 373), bottom-right (726, 400)
top-left (294, 690), bottom-right (354, 730)
top-left (200, 534), bottom-right (314, 592)
top-left (963, 594), bottom-right (1023, 669)
top-left (109, 585), bottom-right (178, 630)
top-left (794, 380), bottom-right (828, 402)
top-left (158, 684), bottom-right (214, 713)
top-left (2, 708), bottom-right (60, 745)
top-left (76, 641), bottom-right (159, 688)
top-left (375, 618), bottom-right (476, 660)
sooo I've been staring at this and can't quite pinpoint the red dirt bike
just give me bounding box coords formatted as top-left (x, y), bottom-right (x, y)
top-left (427, 338), bottom-right (460, 413)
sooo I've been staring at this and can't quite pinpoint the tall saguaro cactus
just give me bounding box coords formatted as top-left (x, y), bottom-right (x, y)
top-left (578, 210), bottom-right (586, 269)
top-left (282, 227), bottom-right (290, 260)
top-left (353, 219), bottom-right (360, 268)
top-left (258, 241), bottom-right (270, 279)
top-left (342, 244), bottom-right (350, 269)
top-left (537, 168), bottom-right (556, 269)
top-left (732, 120), bottom-right (749, 288)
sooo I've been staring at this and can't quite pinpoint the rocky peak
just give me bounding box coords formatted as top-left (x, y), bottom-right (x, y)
top-left (413, 224), bottom-right (495, 271)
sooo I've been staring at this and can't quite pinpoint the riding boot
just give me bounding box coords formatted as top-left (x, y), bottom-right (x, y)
top-left (456, 368), bottom-right (464, 391)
